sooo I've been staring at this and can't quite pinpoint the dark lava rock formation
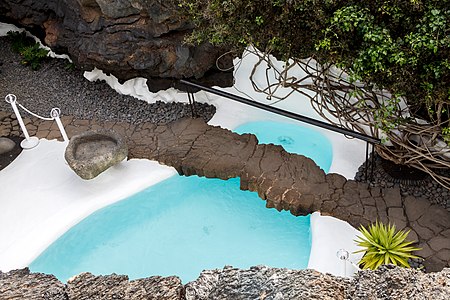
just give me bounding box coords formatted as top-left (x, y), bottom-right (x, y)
top-left (1, 266), bottom-right (449, 299)
top-left (0, 0), bottom-right (233, 90)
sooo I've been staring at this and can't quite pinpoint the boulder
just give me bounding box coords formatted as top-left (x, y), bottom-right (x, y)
top-left (66, 272), bottom-right (184, 299)
top-left (0, 137), bottom-right (15, 155)
top-left (0, 268), bottom-right (66, 300)
top-left (65, 129), bottom-right (127, 179)
top-left (0, 0), bottom-right (233, 91)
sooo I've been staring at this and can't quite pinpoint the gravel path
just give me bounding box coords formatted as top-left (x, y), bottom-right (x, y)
top-left (0, 36), bottom-right (215, 124)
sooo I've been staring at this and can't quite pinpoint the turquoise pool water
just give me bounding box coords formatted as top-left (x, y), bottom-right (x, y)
top-left (30, 176), bottom-right (311, 283)
top-left (234, 121), bottom-right (333, 172)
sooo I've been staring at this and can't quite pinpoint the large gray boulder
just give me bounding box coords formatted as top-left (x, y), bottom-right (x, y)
top-left (65, 129), bottom-right (128, 180)
top-left (0, 0), bottom-right (233, 91)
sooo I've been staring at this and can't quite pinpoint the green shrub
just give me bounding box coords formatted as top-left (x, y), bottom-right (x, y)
top-left (7, 31), bottom-right (49, 70)
top-left (178, 0), bottom-right (450, 124)
top-left (7, 30), bottom-right (29, 53)
top-left (354, 221), bottom-right (421, 270)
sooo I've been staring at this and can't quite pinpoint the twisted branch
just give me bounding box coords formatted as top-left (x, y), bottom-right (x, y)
top-left (243, 48), bottom-right (450, 189)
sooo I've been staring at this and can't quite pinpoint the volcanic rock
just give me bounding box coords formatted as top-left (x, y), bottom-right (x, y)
top-left (0, 137), bottom-right (15, 155)
top-left (0, 0), bottom-right (233, 91)
top-left (65, 129), bottom-right (127, 179)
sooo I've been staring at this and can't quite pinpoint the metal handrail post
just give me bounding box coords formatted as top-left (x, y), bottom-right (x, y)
top-left (370, 143), bottom-right (376, 182)
top-left (365, 142), bottom-right (369, 182)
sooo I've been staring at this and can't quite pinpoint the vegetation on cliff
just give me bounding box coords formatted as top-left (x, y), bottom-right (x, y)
top-left (177, 0), bottom-right (450, 187)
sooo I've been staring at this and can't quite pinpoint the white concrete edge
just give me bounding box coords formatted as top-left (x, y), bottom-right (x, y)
top-left (0, 139), bottom-right (178, 271)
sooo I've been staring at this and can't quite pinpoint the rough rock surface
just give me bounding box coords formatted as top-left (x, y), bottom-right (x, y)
top-left (0, 268), bottom-right (66, 300)
top-left (356, 152), bottom-right (450, 211)
top-left (0, 37), bottom-right (216, 125)
top-left (64, 129), bottom-right (128, 179)
top-left (0, 135), bottom-right (23, 171)
top-left (1, 114), bottom-right (450, 271)
top-left (0, 0), bottom-right (233, 90)
top-left (1, 267), bottom-right (449, 299)
top-left (185, 266), bottom-right (350, 300)
top-left (347, 265), bottom-right (450, 300)
top-left (66, 272), bottom-right (184, 299)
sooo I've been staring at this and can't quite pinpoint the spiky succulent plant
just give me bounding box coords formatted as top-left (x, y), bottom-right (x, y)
top-left (354, 221), bottom-right (421, 270)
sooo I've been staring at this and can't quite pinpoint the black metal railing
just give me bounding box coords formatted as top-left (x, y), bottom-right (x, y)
top-left (179, 79), bottom-right (380, 181)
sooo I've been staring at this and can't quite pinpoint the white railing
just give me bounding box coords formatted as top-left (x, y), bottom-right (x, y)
top-left (5, 94), bottom-right (69, 149)
top-left (337, 249), bottom-right (361, 277)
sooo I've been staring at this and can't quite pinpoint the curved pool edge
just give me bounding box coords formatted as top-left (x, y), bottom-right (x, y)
top-left (29, 176), bottom-right (312, 283)
top-left (307, 212), bottom-right (363, 277)
top-left (233, 121), bottom-right (333, 173)
top-left (0, 139), bottom-right (178, 272)
top-left (1, 139), bottom-right (364, 280)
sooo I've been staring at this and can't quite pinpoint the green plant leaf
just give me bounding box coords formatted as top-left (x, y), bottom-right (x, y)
top-left (354, 221), bottom-right (421, 270)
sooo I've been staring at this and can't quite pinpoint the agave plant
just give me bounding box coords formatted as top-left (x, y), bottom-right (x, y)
top-left (354, 221), bottom-right (421, 270)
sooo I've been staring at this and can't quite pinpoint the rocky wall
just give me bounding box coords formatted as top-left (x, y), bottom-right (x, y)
top-left (0, 0), bottom-right (233, 90)
top-left (1, 266), bottom-right (449, 299)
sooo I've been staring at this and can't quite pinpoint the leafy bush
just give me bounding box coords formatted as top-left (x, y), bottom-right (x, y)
top-left (177, 0), bottom-right (450, 123)
top-left (355, 221), bottom-right (421, 270)
top-left (7, 31), bottom-right (49, 70)
top-left (177, 0), bottom-right (450, 186)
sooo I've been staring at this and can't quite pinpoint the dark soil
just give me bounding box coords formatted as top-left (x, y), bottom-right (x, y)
top-left (380, 158), bottom-right (428, 181)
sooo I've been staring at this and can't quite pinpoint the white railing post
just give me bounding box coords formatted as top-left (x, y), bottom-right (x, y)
top-left (336, 248), bottom-right (361, 277)
top-left (5, 94), bottom-right (39, 149)
top-left (337, 249), bottom-right (349, 277)
top-left (50, 108), bottom-right (69, 142)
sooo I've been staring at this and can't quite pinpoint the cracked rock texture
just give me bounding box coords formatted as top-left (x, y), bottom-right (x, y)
top-left (0, 268), bottom-right (66, 300)
top-left (66, 272), bottom-right (184, 299)
top-left (1, 267), bottom-right (449, 299)
top-left (185, 266), bottom-right (350, 300)
top-left (347, 265), bottom-right (450, 300)
top-left (0, 0), bottom-right (233, 90)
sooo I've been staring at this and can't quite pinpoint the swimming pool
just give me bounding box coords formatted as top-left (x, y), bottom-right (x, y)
top-left (30, 176), bottom-right (311, 283)
top-left (234, 121), bottom-right (333, 172)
